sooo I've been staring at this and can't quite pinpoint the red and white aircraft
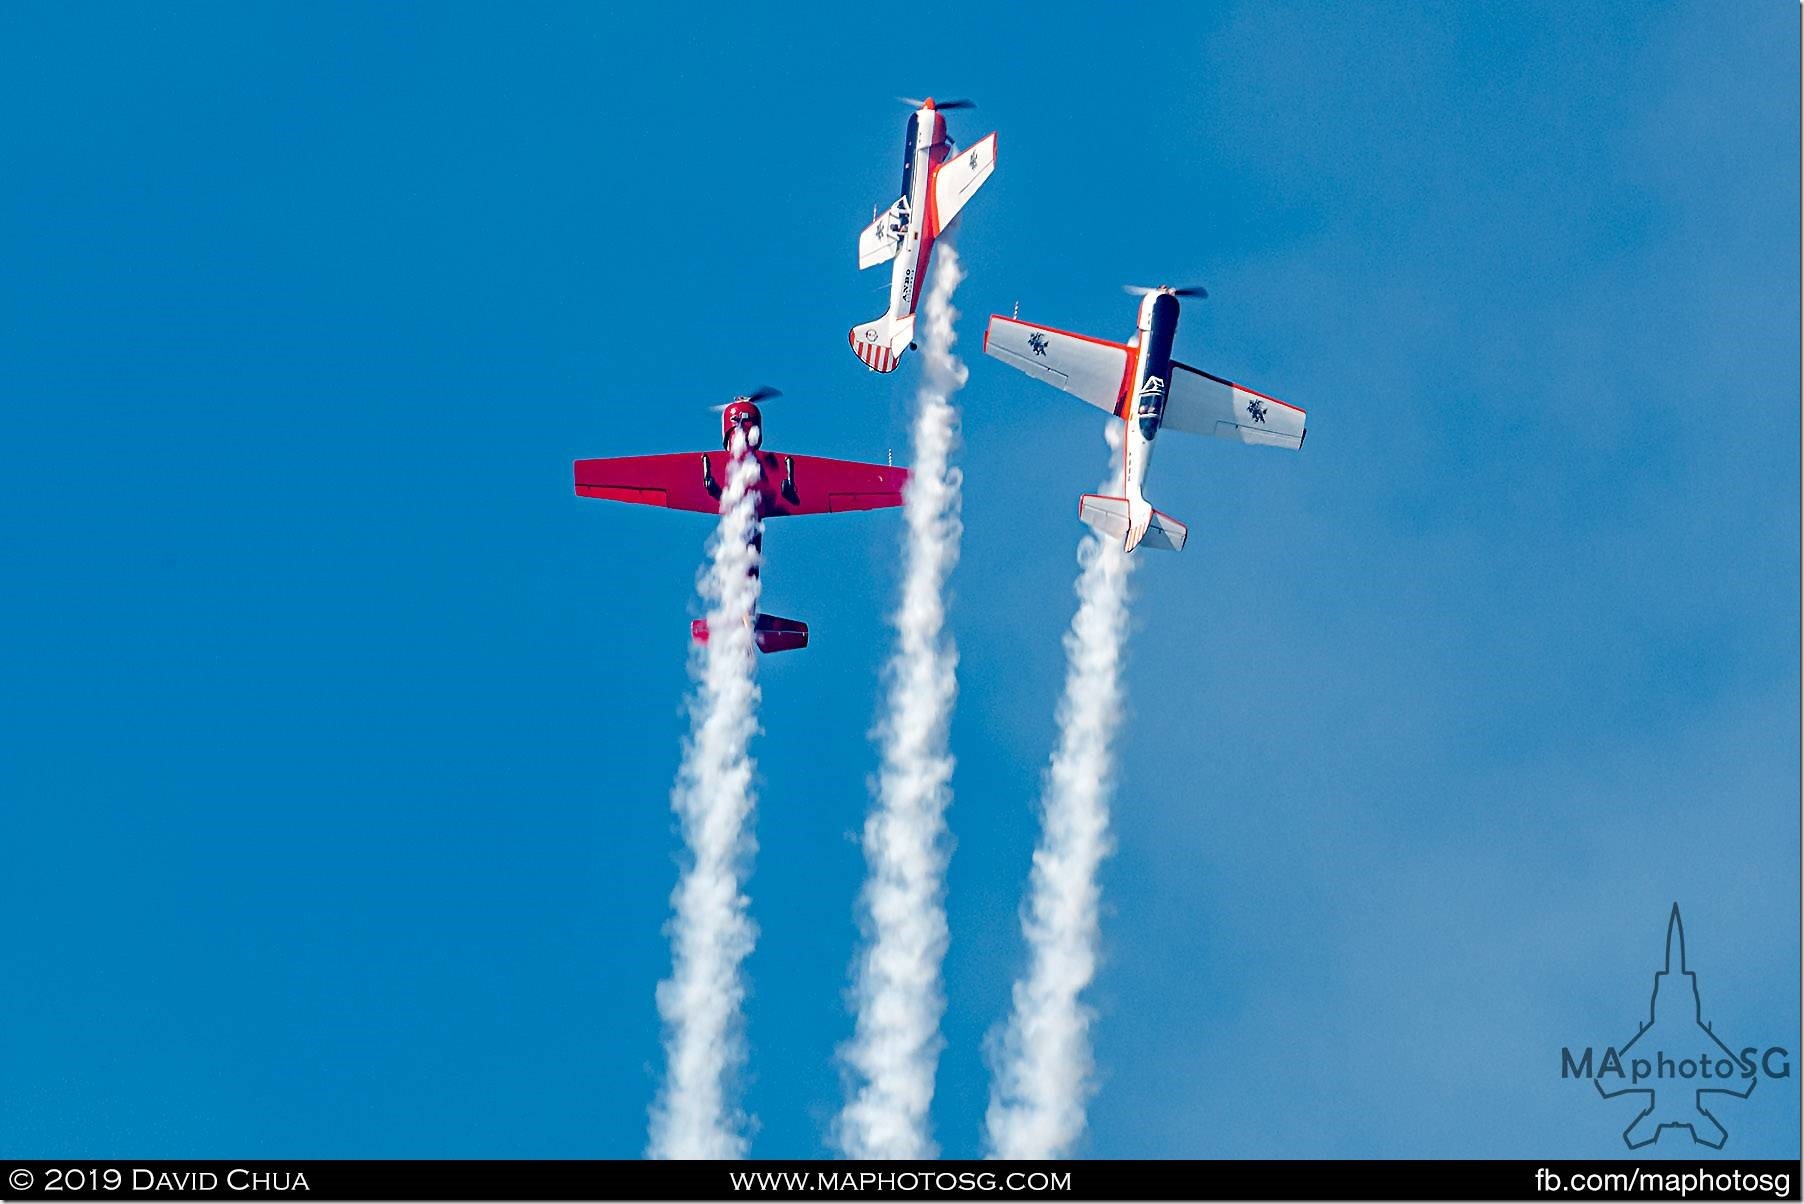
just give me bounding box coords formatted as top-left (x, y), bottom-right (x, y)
top-left (984, 287), bottom-right (1307, 553)
top-left (850, 97), bottom-right (997, 373)
top-left (572, 389), bottom-right (910, 653)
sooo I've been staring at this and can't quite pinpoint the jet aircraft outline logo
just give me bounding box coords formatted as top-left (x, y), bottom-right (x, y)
top-left (1560, 904), bottom-right (1791, 1150)
top-left (1246, 397), bottom-right (1268, 424)
top-left (1027, 332), bottom-right (1048, 356)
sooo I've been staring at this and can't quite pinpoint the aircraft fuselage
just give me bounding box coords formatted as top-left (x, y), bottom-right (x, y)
top-left (888, 106), bottom-right (949, 326)
top-left (1121, 290), bottom-right (1181, 530)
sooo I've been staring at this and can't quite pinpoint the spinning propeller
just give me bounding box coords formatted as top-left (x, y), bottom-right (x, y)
top-left (711, 385), bottom-right (782, 412)
top-left (898, 96), bottom-right (975, 111)
top-left (1123, 283), bottom-right (1208, 299)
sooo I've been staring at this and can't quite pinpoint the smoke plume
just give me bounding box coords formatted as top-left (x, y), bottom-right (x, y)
top-left (837, 244), bottom-right (968, 1159)
top-left (985, 425), bottom-right (1135, 1159)
top-left (648, 440), bottom-right (766, 1160)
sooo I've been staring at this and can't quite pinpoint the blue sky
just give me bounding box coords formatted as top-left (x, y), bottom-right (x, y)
top-left (1, 1), bottom-right (1796, 1160)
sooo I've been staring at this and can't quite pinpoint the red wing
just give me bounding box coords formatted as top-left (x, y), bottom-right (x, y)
top-left (573, 451), bottom-right (909, 517)
top-left (573, 452), bottom-right (726, 513)
top-left (761, 451), bottom-right (908, 517)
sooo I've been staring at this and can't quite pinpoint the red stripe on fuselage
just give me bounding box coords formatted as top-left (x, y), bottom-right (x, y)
top-left (1116, 345), bottom-right (1140, 420)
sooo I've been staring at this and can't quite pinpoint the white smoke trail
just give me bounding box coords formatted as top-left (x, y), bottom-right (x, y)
top-left (648, 438), bottom-right (765, 1161)
top-left (837, 244), bottom-right (968, 1160)
top-left (984, 425), bottom-right (1135, 1160)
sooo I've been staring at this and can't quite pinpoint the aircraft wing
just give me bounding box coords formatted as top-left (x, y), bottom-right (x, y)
top-left (859, 198), bottom-right (904, 270)
top-left (574, 452), bottom-right (726, 513)
top-left (760, 451), bottom-right (908, 517)
top-left (1163, 362), bottom-right (1307, 449)
top-left (984, 315), bottom-right (1131, 415)
top-left (932, 132), bottom-right (997, 235)
top-left (573, 451), bottom-right (909, 517)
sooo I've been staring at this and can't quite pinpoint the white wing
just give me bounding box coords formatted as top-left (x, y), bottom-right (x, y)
top-left (1165, 361), bottom-right (1307, 449)
top-left (931, 132), bottom-right (997, 234)
top-left (984, 315), bottom-right (1129, 414)
top-left (858, 198), bottom-right (904, 270)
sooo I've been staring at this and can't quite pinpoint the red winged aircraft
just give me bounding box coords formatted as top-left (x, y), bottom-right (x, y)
top-left (851, 97), bottom-right (997, 373)
top-left (572, 389), bottom-right (909, 653)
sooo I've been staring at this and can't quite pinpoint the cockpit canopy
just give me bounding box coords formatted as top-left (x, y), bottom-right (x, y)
top-left (900, 113), bottom-right (919, 201)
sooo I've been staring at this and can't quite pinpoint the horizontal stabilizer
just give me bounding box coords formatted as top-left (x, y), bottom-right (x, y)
top-left (849, 312), bottom-right (914, 373)
top-left (1078, 494), bottom-right (1187, 552)
top-left (691, 613), bottom-right (810, 654)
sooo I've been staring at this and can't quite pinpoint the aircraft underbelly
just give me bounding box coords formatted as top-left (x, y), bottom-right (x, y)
top-left (887, 159), bottom-right (935, 319)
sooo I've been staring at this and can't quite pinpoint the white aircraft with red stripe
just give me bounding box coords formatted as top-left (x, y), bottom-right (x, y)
top-left (851, 97), bottom-right (997, 373)
top-left (984, 286), bottom-right (1308, 553)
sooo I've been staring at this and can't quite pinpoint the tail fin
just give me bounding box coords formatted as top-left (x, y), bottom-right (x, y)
top-left (690, 613), bottom-right (810, 654)
top-left (1078, 494), bottom-right (1188, 552)
top-left (848, 313), bottom-right (915, 374)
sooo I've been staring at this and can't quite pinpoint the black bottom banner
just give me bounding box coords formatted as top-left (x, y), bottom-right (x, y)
top-left (0, 1159), bottom-right (1796, 1201)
